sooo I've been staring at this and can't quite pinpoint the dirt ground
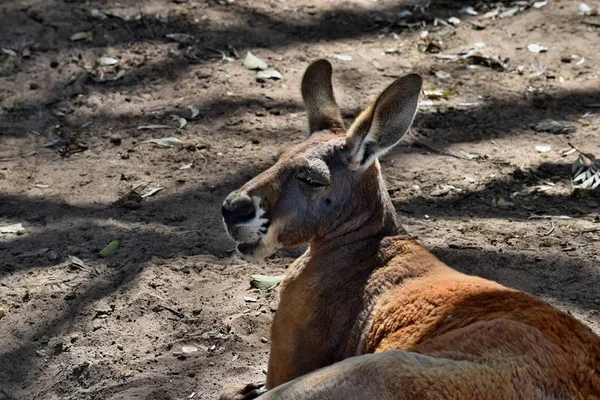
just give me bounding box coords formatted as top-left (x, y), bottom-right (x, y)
top-left (1, 0), bottom-right (599, 398)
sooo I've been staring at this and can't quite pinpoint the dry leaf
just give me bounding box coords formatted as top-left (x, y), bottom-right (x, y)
top-left (70, 31), bottom-right (93, 42)
top-left (243, 52), bottom-right (268, 70)
top-left (0, 222), bottom-right (25, 234)
top-left (334, 54), bottom-right (352, 62)
top-left (256, 69), bottom-right (282, 80)
top-left (141, 187), bottom-right (164, 198)
top-left (137, 125), bottom-right (173, 131)
top-left (142, 137), bottom-right (184, 148)
top-left (528, 43), bottom-right (548, 53)
top-left (171, 115), bottom-right (188, 129)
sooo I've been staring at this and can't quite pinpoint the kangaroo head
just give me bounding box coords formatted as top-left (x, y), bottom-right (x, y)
top-left (222, 60), bottom-right (422, 259)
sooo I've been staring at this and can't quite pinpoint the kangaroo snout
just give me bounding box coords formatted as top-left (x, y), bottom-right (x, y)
top-left (222, 192), bottom-right (256, 226)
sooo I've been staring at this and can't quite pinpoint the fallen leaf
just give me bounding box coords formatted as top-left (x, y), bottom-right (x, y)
top-left (448, 16), bottom-right (461, 25)
top-left (430, 187), bottom-right (450, 197)
top-left (1, 48), bottom-right (17, 57)
top-left (179, 163), bottom-right (193, 170)
top-left (113, 70), bottom-right (125, 81)
top-left (256, 68), bottom-right (282, 80)
top-left (99, 240), bottom-right (119, 258)
top-left (372, 60), bottom-right (385, 71)
top-left (42, 138), bottom-right (62, 148)
top-left (579, 3), bottom-right (596, 15)
top-left (482, 9), bottom-right (500, 19)
top-left (99, 56), bottom-right (118, 66)
top-left (166, 33), bottom-right (194, 43)
top-left (70, 31), bottom-right (93, 42)
top-left (141, 187), bottom-right (163, 198)
top-left (142, 137), bottom-right (184, 148)
top-left (573, 164), bottom-right (600, 190)
top-left (188, 106), bottom-right (200, 118)
top-left (181, 346), bottom-right (198, 354)
top-left (463, 51), bottom-right (509, 70)
top-left (171, 115), bottom-right (188, 129)
top-left (137, 125), bottom-right (173, 131)
top-left (460, 6), bottom-right (478, 15)
top-left (434, 70), bottom-right (451, 80)
top-left (500, 7), bottom-right (521, 18)
top-left (334, 54), bottom-right (352, 62)
top-left (243, 52), bottom-right (268, 70)
top-left (67, 255), bottom-right (87, 269)
top-left (534, 120), bottom-right (576, 134)
top-left (250, 274), bottom-right (285, 290)
top-left (0, 223), bottom-right (25, 234)
top-left (90, 9), bottom-right (108, 20)
top-left (528, 43), bottom-right (548, 53)
top-left (423, 89), bottom-right (452, 100)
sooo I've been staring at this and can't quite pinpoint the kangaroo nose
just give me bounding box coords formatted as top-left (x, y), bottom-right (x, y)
top-left (222, 193), bottom-right (257, 225)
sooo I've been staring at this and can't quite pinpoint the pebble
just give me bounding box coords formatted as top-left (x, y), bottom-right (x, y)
top-left (46, 249), bottom-right (60, 261)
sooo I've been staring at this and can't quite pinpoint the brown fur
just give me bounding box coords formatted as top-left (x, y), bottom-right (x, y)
top-left (220, 60), bottom-right (600, 400)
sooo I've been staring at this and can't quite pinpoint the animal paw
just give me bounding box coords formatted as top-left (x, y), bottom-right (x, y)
top-left (219, 382), bottom-right (267, 400)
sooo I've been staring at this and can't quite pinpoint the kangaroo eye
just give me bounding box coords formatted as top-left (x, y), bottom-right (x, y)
top-left (295, 172), bottom-right (328, 188)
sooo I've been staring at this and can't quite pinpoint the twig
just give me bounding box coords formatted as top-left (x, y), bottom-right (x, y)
top-left (199, 153), bottom-right (208, 170)
top-left (154, 305), bottom-right (185, 319)
top-left (408, 131), bottom-right (512, 165)
top-left (541, 219), bottom-right (555, 237)
top-left (0, 151), bottom-right (38, 162)
top-left (137, 2), bottom-right (155, 39)
top-left (528, 215), bottom-right (573, 220)
top-left (578, 228), bottom-right (600, 234)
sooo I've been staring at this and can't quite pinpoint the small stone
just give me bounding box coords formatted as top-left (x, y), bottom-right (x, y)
top-left (260, 337), bottom-right (269, 343)
top-left (70, 333), bottom-right (80, 343)
top-left (64, 292), bottom-right (77, 301)
top-left (46, 249), bottom-right (60, 261)
top-left (208, 361), bottom-right (215, 366)
top-left (594, 298), bottom-right (600, 305)
top-left (430, 187), bottom-right (450, 197)
top-left (244, 296), bottom-right (258, 303)
top-left (109, 134), bottom-right (122, 146)
top-left (181, 346), bottom-right (198, 354)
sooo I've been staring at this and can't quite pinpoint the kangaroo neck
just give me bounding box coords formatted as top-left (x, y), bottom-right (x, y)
top-left (310, 161), bottom-right (404, 255)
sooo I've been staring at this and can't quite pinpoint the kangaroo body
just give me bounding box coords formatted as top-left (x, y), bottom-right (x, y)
top-left (268, 235), bottom-right (600, 399)
top-left (220, 60), bottom-right (600, 400)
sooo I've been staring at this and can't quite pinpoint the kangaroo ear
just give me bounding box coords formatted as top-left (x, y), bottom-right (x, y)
top-left (301, 60), bottom-right (345, 136)
top-left (346, 74), bottom-right (422, 170)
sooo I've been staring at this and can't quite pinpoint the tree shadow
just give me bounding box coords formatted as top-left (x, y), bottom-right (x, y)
top-left (4, 0), bottom-right (588, 149)
top-left (390, 161), bottom-right (600, 219)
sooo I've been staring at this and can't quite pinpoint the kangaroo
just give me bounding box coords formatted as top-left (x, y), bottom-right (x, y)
top-left (220, 59), bottom-right (600, 399)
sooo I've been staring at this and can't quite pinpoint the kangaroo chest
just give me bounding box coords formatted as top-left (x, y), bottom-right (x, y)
top-left (266, 253), bottom-right (373, 388)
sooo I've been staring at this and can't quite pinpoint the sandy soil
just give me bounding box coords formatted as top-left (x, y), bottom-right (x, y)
top-left (1, 0), bottom-right (599, 398)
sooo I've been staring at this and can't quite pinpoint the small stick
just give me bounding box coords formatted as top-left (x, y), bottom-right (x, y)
top-left (541, 220), bottom-right (555, 237)
top-left (137, 2), bottom-right (155, 39)
top-left (528, 215), bottom-right (573, 220)
top-left (155, 305), bottom-right (185, 319)
top-left (408, 131), bottom-right (512, 165)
